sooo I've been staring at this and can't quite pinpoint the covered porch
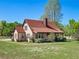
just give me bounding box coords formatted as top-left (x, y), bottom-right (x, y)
top-left (31, 27), bottom-right (64, 42)
top-left (33, 32), bottom-right (64, 42)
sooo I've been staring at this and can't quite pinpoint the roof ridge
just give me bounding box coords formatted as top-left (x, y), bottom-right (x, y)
top-left (24, 18), bottom-right (43, 22)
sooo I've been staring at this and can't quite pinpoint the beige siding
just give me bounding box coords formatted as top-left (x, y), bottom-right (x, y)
top-left (14, 30), bottom-right (18, 41)
top-left (23, 23), bottom-right (33, 38)
top-left (14, 30), bottom-right (26, 41)
top-left (18, 33), bottom-right (26, 41)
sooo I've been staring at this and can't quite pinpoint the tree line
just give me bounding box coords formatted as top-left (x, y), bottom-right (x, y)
top-left (0, 19), bottom-right (79, 40)
top-left (0, 21), bottom-right (20, 36)
top-left (64, 19), bottom-right (79, 40)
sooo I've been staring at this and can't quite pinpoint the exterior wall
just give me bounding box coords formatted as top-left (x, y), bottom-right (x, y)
top-left (14, 30), bottom-right (18, 41)
top-left (35, 33), bottom-right (55, 41)
top-left (14, 30), bottom-right (26, 41)
top-left (43, 33), bottom-right (48, 39)
top-left (35, 33), bottom-right (48, 39)
top-left (23, 23), bottom-right (33, 38)
top-left (18, 33), bottom-right (26, 41)
top-left (47, 33), bottom-right (55, 40)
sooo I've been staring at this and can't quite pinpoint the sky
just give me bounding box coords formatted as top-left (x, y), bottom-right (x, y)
top-left (0, 0), bottom-right (79, 25)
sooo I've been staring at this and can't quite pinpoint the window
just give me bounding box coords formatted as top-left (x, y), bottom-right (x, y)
top-left (22, 35), bottom-right (24, 38)
top-left (36, 34), bottom-right (38, 39)
top-left (36, 33), bottom-right (44, 39)
top-left (25, 26), bottom-right (27, 30)
top-left (27, 34), bottom-right (30, 38)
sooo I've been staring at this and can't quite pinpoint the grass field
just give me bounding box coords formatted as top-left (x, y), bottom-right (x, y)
top-left (0, 41), bottom-right (79, 59)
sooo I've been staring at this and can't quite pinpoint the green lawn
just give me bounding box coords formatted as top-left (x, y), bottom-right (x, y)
top-left (0, 41), bottom-right (79, 59)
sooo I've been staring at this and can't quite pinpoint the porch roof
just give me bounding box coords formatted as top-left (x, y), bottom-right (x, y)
top-left (32, 27), bottom-right (62, 33)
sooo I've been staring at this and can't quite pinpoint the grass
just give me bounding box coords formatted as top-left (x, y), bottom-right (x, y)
top-left (0, 41), bottom-right (79, 59)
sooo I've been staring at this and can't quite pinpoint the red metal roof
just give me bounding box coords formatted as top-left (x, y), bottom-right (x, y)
top-left (15, 25), bottom-right (25, 33)
top-left (24, 19), bottom-right (63, 33)
top-left (47, 22), bottom-right (63, 33)
top-left (25, 19), bottom-right (45, 27)
top-left (31, 27), bottom-right (58, 33)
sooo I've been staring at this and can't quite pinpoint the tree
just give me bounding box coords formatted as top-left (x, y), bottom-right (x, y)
top-left (0, 21), bottom-right (3, 35)
top-left (41, 0), bottom-right (62, 22)
top-left (0, 21), bottom-right (7, 36)
top-left (64, 19), bottom-right (76, 36)
top-left (0, 20), bottom-right (19, 36)
top-left (64, 19), bottom-right (79, 40)
top-left (69, 19), bottom-right (76, 29)
top-left (73, 21), bottom-right (79, 40)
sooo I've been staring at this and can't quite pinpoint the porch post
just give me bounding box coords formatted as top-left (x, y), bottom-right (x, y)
top-left (32, 33), bottom-right (36, 42)
top-left (54, 33), bottom-right (57, 41)
top-left (27, 38), bottom-right (30, 43)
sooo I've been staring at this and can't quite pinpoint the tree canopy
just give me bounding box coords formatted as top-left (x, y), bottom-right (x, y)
top-left (64, 19), bottom-right (79, 39)
top-left (0, 20), bottom-right (20, 36)
top-left (41, 0), bottom-right (62, 22)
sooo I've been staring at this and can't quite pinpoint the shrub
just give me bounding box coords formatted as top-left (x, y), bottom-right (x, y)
top-left (48, 34), bottom-right (55, 42)
top-left (34, 38), bottom-right (45, 43)
top-left (55, 37), bottom-right (66, 42)
top-left (34, 38), bottom-right (54, 43)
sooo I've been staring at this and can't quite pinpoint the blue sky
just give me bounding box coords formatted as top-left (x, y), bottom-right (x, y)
top-left (0, 0), bottom-right (79, 25)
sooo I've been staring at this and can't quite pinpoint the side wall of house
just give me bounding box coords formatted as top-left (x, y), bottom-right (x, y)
top-left (14, 30), bottom-right (18, 41)
top-left (23, 23), bottom-right (33, 38)
top-left (18, 33), bottom-right (26, 41)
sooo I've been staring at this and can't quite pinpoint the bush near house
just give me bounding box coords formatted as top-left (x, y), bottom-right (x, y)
top-left (34, 38), bottom-right (53, 43)
top-left (34, 37), bottom-right (66, 43)
top-left (55, 37), bottom-right (66, 42)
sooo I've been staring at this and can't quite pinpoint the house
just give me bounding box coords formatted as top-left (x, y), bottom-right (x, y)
top-left (13, 18), bottom-right (63, 42)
